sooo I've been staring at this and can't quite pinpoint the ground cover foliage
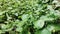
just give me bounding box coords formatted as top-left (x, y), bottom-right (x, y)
top-left (0, 0), bottom-right (60, 34)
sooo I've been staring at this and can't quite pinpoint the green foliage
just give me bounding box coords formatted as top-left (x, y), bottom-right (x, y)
top-left (0, 0), bottom-right (60, 34)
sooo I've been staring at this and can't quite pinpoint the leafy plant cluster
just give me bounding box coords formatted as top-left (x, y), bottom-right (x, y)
top-left (0, 0), bottom-right (60, 34)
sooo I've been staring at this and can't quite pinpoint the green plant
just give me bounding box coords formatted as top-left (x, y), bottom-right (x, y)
top-left (0, 0), bottom-right (60, 34)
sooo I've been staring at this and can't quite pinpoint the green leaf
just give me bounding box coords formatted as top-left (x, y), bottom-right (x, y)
top-left (41, 29), bottom-right (51, 34)
top-left (35, 30), bottom-right (41, 34)
top-left (40, 16), bottom-right (54, 21)
top-left (53, 24), bottom-right (60, 31)
top-left (22, 14), bottom-right (29, 22)
top-left (35, 28), bottom-right (51, 34)
top-left (47, 24), bottom-right (60, 32)
top-left (34, 20), bottom-right (44, 29)
top-left (16, 26), bottom-right (23, 32)
top-left (46, 25), bottom-right (55, 31)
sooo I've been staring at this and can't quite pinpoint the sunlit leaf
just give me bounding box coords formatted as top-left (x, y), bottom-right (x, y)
top-left (34, 20), bottom-right (44, 29)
